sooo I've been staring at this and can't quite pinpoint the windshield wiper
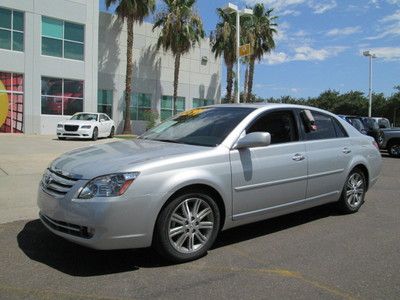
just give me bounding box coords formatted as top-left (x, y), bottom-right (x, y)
top-left (152, 139), bottom-right (184, 144)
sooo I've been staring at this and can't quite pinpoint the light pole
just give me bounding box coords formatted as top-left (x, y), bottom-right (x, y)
top-left (363, 51), bottom-right (377, 117)
top-left (223, 3), bottom-right (253, 103)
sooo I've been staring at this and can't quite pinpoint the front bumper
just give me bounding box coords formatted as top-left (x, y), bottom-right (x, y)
top-left (37, 184), bottom-right (155, 250)
top-left (57, 128), bottom-right (93, 139)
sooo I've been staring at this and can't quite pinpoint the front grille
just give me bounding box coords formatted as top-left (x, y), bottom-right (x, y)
top-left (39, 213), bottom-right (93, 239)
top-left (64, 125), bottom-right (79, 132)
top-left (41, 169), bottom-right (78, 197)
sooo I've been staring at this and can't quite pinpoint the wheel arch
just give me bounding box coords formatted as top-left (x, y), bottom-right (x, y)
top-left (350, 163), bottom-right (370, 191)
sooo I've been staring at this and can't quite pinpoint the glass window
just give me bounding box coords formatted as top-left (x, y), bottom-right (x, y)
top-left (303, 111), bottom-right (337, 140)
top-left (0, 72), bottom-right (24, 133)
top-left (0, 7), bottom-right (24, 52)
top-left (41, 77), bottom-right (84, 116)
top-left (161, 95), bottom-right (185, 121)
top-left (98, 89), bottom-right (113, 118)
top-left (142, 107), bottom-right (255, 147)
top-left (247, 110), bottom-right (299, 144)
top-left (41, 16), bottom-right (84, 60)
top-left (193, 98), bottom-right (214, 108)
top-left (129, 93), bottom-right (152, 120)
top-left (333, 119), bottom-right (348, 138)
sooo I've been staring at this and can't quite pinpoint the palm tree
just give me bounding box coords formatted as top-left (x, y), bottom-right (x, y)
top-left (106, 0), bottom-right (156, 133)
top-left (245, 3), bottom-right (277, 102)
top-left (153, 0), bottom-right (204, 110)
top-left (210, 8), bottom-right (236, 103)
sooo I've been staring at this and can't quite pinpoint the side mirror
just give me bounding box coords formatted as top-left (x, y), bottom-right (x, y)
top-left (235, 132), bottom-right (271, 149)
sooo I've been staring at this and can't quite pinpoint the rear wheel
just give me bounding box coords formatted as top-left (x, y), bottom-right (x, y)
top-left (92, 127), bottom-right (98, 141)
top-left (153, 192), bottom-right (220, 263)
top-left (388, 141), bottom-right (400, 158)
top-left (337, 169), bottom-right (366, 213)
top-left (108, 126), bottom-right (115, 138)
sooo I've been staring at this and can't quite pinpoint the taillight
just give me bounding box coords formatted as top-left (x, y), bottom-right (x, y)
top-left (372, 141), bottom-right (379, 150)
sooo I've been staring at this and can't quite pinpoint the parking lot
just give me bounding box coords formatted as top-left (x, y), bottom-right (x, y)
top-left (0, 135), bottom-right (399, 299)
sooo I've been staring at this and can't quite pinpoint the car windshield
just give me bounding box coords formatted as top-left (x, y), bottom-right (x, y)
top-left (378, 119), bottom-right (390, 128)
top-left (70, 113), bottom-right (98, 121)
top-left (141, 107), bottom-right (255, 147)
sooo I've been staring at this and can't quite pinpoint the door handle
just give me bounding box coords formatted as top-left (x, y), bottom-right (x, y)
top-left (292, 153), bottom-right (305, 161)
top-left (343, 147), bottom-right (352, 154)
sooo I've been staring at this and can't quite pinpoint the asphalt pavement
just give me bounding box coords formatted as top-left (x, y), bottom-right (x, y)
top-left (0, 135), bottom-right (399, 299)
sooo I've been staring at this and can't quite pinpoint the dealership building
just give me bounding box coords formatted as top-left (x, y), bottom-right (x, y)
top-left (0, 0), bottom-right (221, 135)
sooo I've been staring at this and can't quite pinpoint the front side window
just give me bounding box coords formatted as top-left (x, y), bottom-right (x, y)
top-left (98, 89), bottom-right (113, 118)
top-left (41, 77), bottom-right (83, 115)
top-left (142, 107), bottom-right (255, 147)
top-left (247, 110), bottom-right (299, 144)
top-left (161, 95), bottom-right (185, 121)
top-left (193, 98), bottom-right (214, 108)
top-left (41, 16), bottom-right (84, 60)
top-left (303, 111), bottom-right (338, 140)
top-left (0, 7), bottom-right (24, 52)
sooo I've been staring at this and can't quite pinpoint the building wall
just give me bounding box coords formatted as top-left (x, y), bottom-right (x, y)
top-left (0, 0), bottom-right (98, 134)
top-left (98, 12), bottom-right (221, 135)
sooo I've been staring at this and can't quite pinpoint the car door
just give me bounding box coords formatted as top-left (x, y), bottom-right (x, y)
top-left (99, 114), bottom-right (109, 137)
top-left (230, 109), bottom-right (308, 221)
top-left (300, 110), bottom-right (352, 203)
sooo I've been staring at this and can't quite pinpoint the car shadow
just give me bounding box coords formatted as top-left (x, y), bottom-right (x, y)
top-left (17, 203), bottom-right (340, 276)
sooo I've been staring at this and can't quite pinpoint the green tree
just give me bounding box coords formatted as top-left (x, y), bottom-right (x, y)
top-left (154, 0), bottom-right (204, 109)
top-left (106, 0), bottom-right (156, 134)
top-left (210, 8), bottom-right (237, 103)
top-left (243, 4), bottom-right (277, 102)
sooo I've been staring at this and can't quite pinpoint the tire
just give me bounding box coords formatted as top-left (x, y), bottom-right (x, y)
top-left (108, 126), bottom-right (115, 138)
top-left (153, 192), bottom-right (220, 263)
top-left (337, 168), bottom-right (366, 214)
top-left (387, 141), bottom-right (400, 158)
top-left (92, 127), bottom-right (98, 141)
top-left (58, 137), bottom-right (66, 140)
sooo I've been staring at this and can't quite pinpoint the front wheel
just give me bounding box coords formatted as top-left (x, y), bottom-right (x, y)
top-left (153, 192), bottom-right (220, 263)
top-left (92, 127), bottom-right (98, 141)
top-left (337, 169), bottom-right (366, 213)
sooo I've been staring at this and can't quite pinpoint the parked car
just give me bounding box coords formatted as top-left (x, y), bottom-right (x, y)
top-left (361, 117), bottom-right (381, 143)
top-left (378, 127), bottom-right (400, 157)
top-left (57, 112), bottom-right (115, 140)
top-left (38, 104), bottom-right (382, 262)
top-left (372, 117), bottom-right (391, 129)
top-left (338, 115), bottom-right (367, 135)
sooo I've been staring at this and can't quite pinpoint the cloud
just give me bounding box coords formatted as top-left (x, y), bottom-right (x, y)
top-left (243, 0), bottom-right (337, 14)
top-left (263, 46), bottom-right (346, 64)
top-left (366, 10), bottom-right (400, 39)
top-left (280, 9), bottom-right (301, 16)
top-left (360, 47), bottom-right (400, 60)
top-left (326, 26), bottom-right (361, 36)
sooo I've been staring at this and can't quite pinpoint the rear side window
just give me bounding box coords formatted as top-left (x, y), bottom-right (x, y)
top-left (302, 111), bottom-right (338, 140)
top-left (247, 110), bottom-right (299, 144)
top-left (333, 119), bottom-right (348, 137)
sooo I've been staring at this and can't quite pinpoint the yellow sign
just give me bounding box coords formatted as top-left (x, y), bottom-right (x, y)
top-left (0, 81), bottom-right (9, 128)
top-left (239, 44), bottom-right (251, 57)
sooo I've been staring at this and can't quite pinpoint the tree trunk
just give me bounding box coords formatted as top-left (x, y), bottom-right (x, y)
top-left (123, 16), bottom-right (134, 134)
top-left (247, 55), bottom-right (255, 103)
top-left (226, 63), bottom-right (234, 103)
top-left (243, 61), bottom-right (249, 103)
top-left (173, 53), bottom-right (181, 114)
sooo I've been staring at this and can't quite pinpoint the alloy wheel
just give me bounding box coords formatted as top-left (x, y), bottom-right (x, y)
top-left (168, 198), bottom-right (214, 254)
top-left (345, 173), bottom-right (365, 208)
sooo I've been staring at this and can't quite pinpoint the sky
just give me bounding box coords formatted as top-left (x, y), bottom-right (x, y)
top-left (100, 0), bottom-right (400, 99)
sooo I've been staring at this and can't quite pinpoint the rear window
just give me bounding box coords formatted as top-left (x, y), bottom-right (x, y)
top-left (302, 111), bottom-right (347, 140)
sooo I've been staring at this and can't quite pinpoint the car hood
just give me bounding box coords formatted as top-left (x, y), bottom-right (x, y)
top-left (50, 139), bottom-right (207, 179)
top-left (60, 120), bottom-right (97, 126)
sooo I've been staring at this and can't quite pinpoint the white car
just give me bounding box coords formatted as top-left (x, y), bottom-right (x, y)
top-left (57, 112), bottom-right (115, 140)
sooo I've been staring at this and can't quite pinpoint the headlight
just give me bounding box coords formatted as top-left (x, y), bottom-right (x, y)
top-left (57, 124), bottom-right (63, 128)
top-left (81, 125), bottom-right (92, 129)
top-left (78, 172), bottom-right (140, 199)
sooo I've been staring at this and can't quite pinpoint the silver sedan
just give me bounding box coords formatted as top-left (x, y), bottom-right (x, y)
top-left (37, 104), bottom-right (382, 262)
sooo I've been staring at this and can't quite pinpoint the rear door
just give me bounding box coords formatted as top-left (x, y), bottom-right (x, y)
top-left (300, 110), bottom-right (352, 203)
top-left (230, 109), bottom-right (308, 220)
